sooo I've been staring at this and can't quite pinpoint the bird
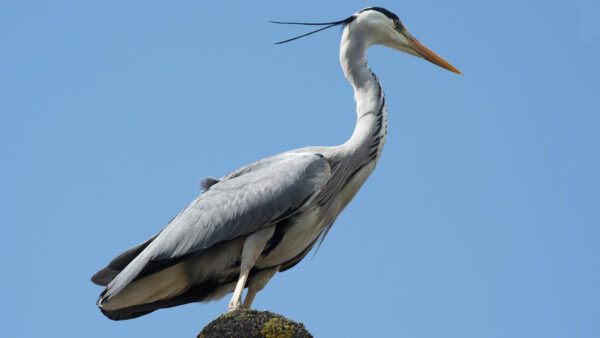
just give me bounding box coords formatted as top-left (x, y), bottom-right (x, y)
top-left (91, 7), bottom-right (461, 320)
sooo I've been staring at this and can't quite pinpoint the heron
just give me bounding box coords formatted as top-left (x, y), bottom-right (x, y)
top-left (92, 7), bottom-right (460, 320)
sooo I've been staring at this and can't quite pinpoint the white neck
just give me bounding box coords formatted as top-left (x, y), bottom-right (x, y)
top-left (339, 25), bottom-right (387, 155)
top-left (309, 21), bottom-right (390, 224)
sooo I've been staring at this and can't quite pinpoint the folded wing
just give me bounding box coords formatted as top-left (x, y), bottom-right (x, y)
top-left (97, 151), bottom-right (331, 304)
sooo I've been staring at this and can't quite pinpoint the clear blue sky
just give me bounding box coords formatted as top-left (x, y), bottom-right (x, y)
top-left (1, 1), bottom-right (599, 337)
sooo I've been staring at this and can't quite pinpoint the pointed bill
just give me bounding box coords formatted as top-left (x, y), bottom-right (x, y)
top-left (407, 35), bottom-right (462, 74)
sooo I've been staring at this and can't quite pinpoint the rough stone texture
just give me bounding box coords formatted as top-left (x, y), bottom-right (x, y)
top-left (198, 309), bottom-right (313, 338)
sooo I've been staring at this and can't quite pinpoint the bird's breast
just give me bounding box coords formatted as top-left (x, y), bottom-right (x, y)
top-left (256, 207), bottom-right (325, 268)
top-left (337, 161), bottom-right (377, 210)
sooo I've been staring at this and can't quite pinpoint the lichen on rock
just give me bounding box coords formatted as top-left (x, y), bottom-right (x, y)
top-left (198, 309), bottom-right (313, 338)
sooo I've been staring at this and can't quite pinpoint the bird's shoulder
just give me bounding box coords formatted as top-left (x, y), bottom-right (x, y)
top-left (149, 150), bottom-right (332, 260)
top-left (221, 150), bottom-right (330, 182)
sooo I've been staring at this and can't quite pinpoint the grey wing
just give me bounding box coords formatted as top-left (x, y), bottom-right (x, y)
top-left (91, 234), bottom-right (158, 286)
top-left (100, 151), bottom-right (331, 301)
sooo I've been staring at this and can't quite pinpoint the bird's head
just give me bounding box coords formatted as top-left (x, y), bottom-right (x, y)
top-left (347, 7), bottom-right (461, 74)
top-left (273, 7), bottom-right (461, 75)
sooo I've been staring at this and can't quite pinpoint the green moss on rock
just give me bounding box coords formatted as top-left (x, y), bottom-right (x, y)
top-left (198, 309), bottom-right (312, 338)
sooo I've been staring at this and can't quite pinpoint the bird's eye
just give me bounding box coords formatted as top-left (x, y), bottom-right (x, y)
top-left (394, 19), bottom-right (400, 29)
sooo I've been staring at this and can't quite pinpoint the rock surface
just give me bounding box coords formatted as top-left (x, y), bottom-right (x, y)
top-left (198, 309), bottom-right (313, 338)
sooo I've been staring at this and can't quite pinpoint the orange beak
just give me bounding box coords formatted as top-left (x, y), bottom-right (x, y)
top-left (407, 35), bottom-right (462, 75)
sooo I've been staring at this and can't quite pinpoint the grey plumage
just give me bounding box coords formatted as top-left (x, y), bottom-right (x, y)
top-left (91, 235), bottom-right (157, 287)
top-left (199, 177), bottom-right (219, 192)
top-left (92, 7), bottom-right (460, 320)
top-left (99, 153), bottom-right (331, 301)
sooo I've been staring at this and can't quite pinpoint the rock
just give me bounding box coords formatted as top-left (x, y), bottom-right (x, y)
top-left (198, 309), bottom-right (313, 338)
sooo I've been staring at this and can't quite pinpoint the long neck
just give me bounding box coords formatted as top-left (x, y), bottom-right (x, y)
top-left (311, 27), bottom-right (389, 228)
top-left (339, 28), bottom-right (387, 158)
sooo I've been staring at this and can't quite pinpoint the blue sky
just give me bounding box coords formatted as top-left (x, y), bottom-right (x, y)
top-left (1, 1), bottom-right (599, 337)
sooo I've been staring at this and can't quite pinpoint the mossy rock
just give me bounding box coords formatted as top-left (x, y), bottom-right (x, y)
top-left (198, 309), bottom-right (313, 338)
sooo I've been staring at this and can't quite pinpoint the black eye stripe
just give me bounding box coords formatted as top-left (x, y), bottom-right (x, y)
top-left (362, 7), bottom-right (404, 29)
top-left (362, 7), bottom-right (398, 20)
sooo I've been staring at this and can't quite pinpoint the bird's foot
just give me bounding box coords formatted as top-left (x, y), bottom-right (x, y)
top-left (228, 299), bottom-right (242, 312)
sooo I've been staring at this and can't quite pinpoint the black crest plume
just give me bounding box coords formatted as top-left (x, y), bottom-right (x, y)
top-left (271, 16), bottom-right (354, 45)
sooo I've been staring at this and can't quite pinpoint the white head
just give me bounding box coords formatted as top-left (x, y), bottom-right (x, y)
top-left (345, 7), bottom-right (461, 74)
top-left (274, 7), bottom-right (461, 75)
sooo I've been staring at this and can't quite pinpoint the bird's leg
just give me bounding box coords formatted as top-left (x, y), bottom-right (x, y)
top-left (228, 226), bottom-right (275, 312)
top-left (242, 265), bottom-right (280, 309)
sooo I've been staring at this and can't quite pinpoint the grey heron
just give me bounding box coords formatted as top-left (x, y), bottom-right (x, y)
top-left (92, 7), bottom-right (460, 320)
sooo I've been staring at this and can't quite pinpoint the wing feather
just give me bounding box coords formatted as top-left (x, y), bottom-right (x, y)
top-left (99, 152), bottom-right (330, 302)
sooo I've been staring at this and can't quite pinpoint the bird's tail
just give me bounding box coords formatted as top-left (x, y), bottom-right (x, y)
top-left (91, 235), bottom-right (157, 287)
top-left (98, 262), bottom-right (195, 320)
top-left (99, 264), bottom-right (244, 320)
